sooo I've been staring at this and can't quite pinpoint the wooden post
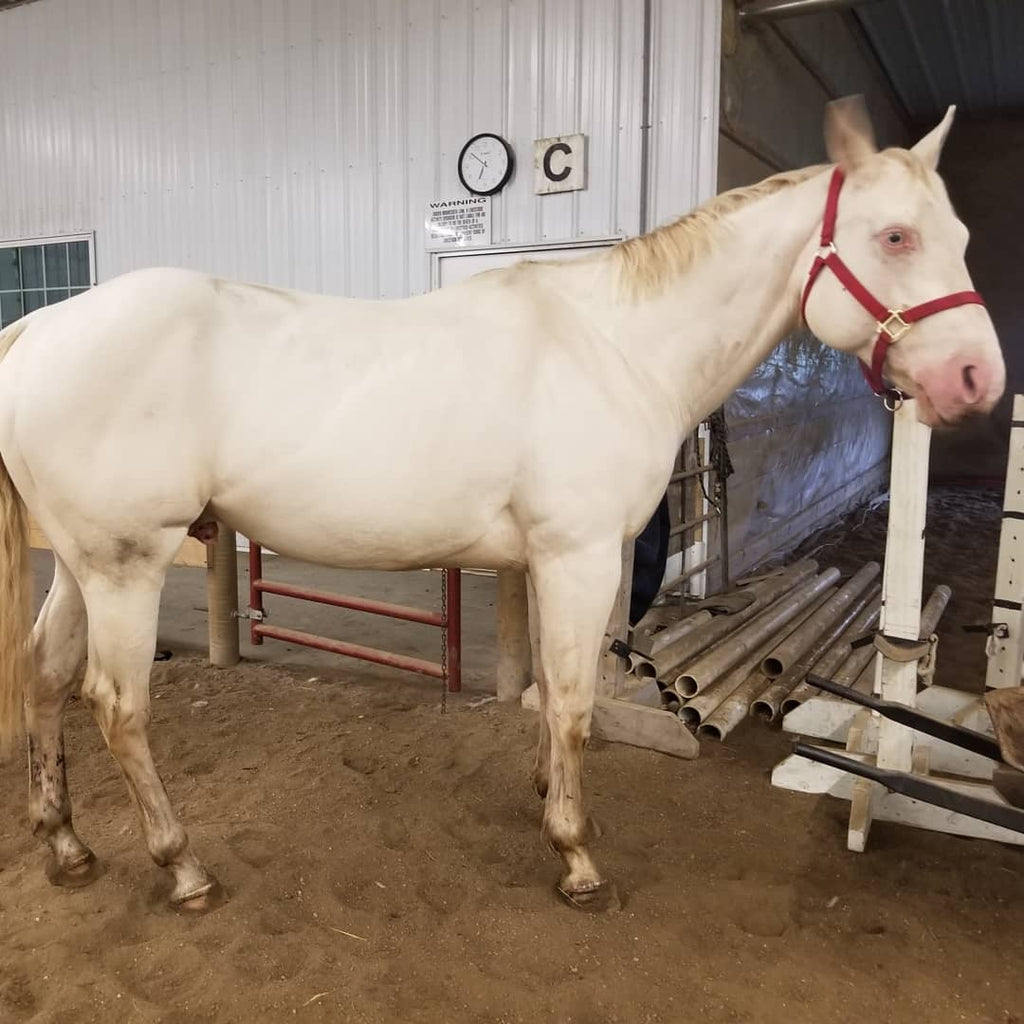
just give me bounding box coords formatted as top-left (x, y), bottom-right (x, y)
top-left (875, 399), bottom-right (931, 771)
top-left (207, 525), bottom-right (240, 668)
top-left (496, 570), bottom-right (532, 701)
top-left (987, 393), bottom-right (1024, 689)
top-left (846, 398), bottom-right (930, 852)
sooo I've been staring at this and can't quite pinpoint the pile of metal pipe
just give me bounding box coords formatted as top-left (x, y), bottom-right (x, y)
top-left (760, 562), bottom-right (879, 678)
top-left (779, 598), bottom-right (883, 715)
top-left (642, 559), bottom-right (820, 686)
top-left (696, 565), bottom-right (878, 742)
top-left (674, 567), bottom-right (840, 697)
top-left (680, 584), bottom-right (838, 727)
top-left (617, 559), bottom-right (950, 746)
top-left (751, 583), bottom-right (881, 722)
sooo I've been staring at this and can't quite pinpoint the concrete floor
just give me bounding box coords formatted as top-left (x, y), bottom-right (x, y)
top-left (30, 549), bottom-right (500, 694)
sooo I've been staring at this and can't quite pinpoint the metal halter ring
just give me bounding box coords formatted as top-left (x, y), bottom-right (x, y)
top-left (881, 387), bottom-right (905, 413)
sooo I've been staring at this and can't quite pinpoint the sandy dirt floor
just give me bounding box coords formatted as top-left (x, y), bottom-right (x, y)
top-left (2, 487), bottom-right (1023, 1024)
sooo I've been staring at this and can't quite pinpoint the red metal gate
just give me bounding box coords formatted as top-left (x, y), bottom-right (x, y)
top-left (247, 544), bottom-right (462, 691)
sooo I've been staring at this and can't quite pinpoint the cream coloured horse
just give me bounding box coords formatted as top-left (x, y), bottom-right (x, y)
top-left (0, 99), bottom-right (1004, 911)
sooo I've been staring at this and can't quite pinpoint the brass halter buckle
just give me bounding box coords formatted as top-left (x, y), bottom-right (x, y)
top-left (877, 310), bottom-right (913, 343)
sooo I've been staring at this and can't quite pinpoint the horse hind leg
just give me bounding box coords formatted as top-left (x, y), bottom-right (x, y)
top-left (26, 556), bottom-right (101, 886)
top-left (81, 574), bottom-right (221, 911)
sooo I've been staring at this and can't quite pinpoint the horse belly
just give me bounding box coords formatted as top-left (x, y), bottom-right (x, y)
top-left (216, 469), bottom-right (526, 572)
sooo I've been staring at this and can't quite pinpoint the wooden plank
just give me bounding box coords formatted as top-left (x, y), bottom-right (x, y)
top-left (918, 685), bottom-right (990, 722)
top-left (783, 694), bottom-right (860, 739)
top-left (773, 748), bottom-right (1024, 846)
top-left (520, 683), bottom-right (698, 759)
top-left (987, 394), bottom-right (1024, 688)
top-left (780, 693), bottom-right (994, 779)
top-left (847, 779), bottom-right (876, 853)
top-left (876, 399), bottom-right (931, 774)
top-left (846, 708), bottom-right (876, 852)
top-left (590, 696), bottom-right (699, 759)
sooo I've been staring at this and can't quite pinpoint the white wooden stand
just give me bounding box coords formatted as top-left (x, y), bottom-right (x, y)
top-left (986, 394), bottom-right (1024, 689)
top-left (500, 542), bottom-right (699, 759)
top-left (772, 398), bottom-right (1024, 849)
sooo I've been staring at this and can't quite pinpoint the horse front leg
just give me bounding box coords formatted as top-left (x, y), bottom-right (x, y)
top-left (530, 541), bottom-right (622, 910)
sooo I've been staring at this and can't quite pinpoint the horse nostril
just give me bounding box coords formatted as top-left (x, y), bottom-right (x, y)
top-left (962, 364), bottom-right (979, 400)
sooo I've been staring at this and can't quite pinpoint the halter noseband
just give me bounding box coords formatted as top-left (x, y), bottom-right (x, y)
top-left (800, 167), bottom-right (985, 409)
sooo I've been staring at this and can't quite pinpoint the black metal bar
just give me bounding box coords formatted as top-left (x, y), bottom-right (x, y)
top-left (804, 673), bottom-right (1004, 762)
top-left (792, 743), bottom-right (1024, 836)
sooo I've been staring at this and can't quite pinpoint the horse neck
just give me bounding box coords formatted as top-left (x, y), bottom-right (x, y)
top-left (603, 169), bottom-right (834, 434)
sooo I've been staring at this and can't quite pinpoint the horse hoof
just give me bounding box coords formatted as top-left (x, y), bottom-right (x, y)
top-left (45, 850), bottom-right (104, 889)
top-left (557, 880), bottom-right (621, 914)
top-left (172, 879), bottom-right (225, 915)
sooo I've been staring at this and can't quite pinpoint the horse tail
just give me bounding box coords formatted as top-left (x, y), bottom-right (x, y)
top-left (0, 320), bottom-right (33, 754)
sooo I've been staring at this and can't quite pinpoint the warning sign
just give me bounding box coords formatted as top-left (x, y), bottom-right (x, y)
top-left (424, 197), bottom-right (492, 250)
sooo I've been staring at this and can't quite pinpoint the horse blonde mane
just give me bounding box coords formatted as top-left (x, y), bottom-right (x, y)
top-left (611, 165), bottom-right (828, 300)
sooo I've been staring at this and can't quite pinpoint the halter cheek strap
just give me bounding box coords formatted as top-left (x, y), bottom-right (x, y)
top-left (800, 167), bottom-right (986, 405)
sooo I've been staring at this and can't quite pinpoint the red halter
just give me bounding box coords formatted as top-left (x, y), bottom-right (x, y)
top-left (800, 168), bottom-right (985, 404)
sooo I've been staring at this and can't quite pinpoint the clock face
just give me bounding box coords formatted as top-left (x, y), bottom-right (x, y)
top-left (458, 133), bottom-right (514, 196)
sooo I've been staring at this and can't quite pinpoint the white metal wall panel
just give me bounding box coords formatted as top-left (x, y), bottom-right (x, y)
top-left (646, 0), bottom-right (722, 227)
top-left (0, 0), bottom-right (720, 300)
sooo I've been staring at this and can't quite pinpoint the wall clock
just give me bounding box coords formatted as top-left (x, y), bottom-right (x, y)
top-left (457, 133), bottom-right (515, 196)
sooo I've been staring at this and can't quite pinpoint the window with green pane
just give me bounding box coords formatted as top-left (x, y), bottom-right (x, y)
top-left (0, 237), bottom-right (94, 328)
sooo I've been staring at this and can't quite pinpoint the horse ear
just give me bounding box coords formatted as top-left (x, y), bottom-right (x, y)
top-left (911, 105), bottom-right (956, 170)
top-left (824, 95), bottom-right (877, 171)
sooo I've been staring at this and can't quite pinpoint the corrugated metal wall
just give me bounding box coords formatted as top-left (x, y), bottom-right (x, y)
top-left (0, 0), bottom-right (718, 300)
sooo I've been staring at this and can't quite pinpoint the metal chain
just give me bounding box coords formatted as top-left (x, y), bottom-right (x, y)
top-left (440, 570), bottom-right (449, 715)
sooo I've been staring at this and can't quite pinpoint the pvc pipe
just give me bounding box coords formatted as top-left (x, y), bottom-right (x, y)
top-left (629, 651), bottom-right (657, 679)
top-left (760, 562), bottom-right (879, 678)
top-left (751, 582), bottom-right (881, 721)
top-left (675, 568), bottom-right (841, 697)
top-left (643, 609), bottom-right (714, 657)
top-left (649, 559), bottom-right (820, 680)
top-left (920, 584), bottom-right (952, 638)
top-left (679, 587), bottom-right (837, 726)
top-left (780, 597), bottom-right (883, 714)
top-left (699, 670), bottom-right (772, 741)
top-left (207, 525), bottom-right (240, 668)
